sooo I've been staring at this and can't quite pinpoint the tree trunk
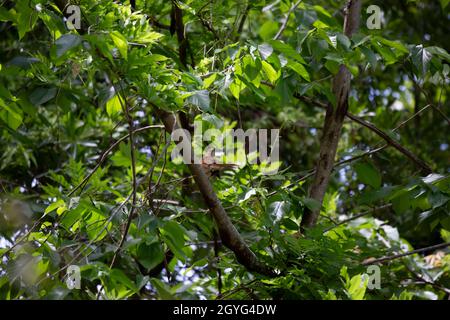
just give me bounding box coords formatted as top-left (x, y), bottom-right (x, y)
top-left (301, 0), bottom-right (362, 229)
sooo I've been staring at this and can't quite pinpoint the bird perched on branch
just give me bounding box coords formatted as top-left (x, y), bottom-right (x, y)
top-left (200, 149), bottom-right (238, 177)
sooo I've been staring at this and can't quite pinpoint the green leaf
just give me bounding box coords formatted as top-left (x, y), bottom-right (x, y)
top-left (39, 11), bottom-right (64, 39)
top-left (55, 34), bottom-right (82, 58)
top-left (313, 20), bottom-right (329, 29)
top-left (106, 94), bottom-right (123, 116)
top-left (428, 192), bottom-right (449, 209)
top-left (355, 162), bottom-right (382, 189)
top-left (243, 55), bottom-right (261, 81)
top-left (441, 229), bottom-right (450, 242)
top-left (352, 34), bottom-right (371, 48)
top-left (0, 99), bottom-right (23, 130)
top-left (229, 80), bottom-right (241, 100)
top-left (374, 37), bottom-right (409, 54)
top-left (261, 61), bottom-right (279, 83)
top-left (110, 269), bottom-right (137, 291)
top-left (347, 274), bottom-right (368, 300)
top-left (257, 43), bottom-right (273, 60)
top-left (336, 33), bottom-right (351, 50)
top-left (426, 46), bottom-right (450, 62)
top-left (85, 209), bottom-right (110, 242)
top-left (187, 90), bottom-right (210, 111)
top-left (7, 56), bottom-right (40, 69)
top-left (44, 199), bottom-right (66, 215)
top-left (287, 60), bottom-right (310, 81)
top-left (360, 46), bottom-right (378, 67)
top-left (411, 45), bottom-right (432, 75)
top-left (324, 59), bottom-right (340, 75)
top-left (203, 73), bottom-right (217, 89)
top-left (259, 20), bottom-right (279, 41)
top-left (61, 207), bottom-right (84, 230)
top-left (302, 197), bottom-right (321, 212)
top-left (340, 266), bottom-right (349, 282)
top-left (150, 279), bottom-right (175, 300)
top-left (137, 242), bottom-right (165, 270)
top-left (268, 40), bottom-right (306, 64)
top-left (29, 87), bottom-right (57, 105)
top-left (282, 218), bottom-right (299, 230)
top-left (134, 31), bottom-right (163, 44)
top-left (16, 0), bottom-right (38, 39)
top-left (110, 31), bottom-right (128, 60)
top-left (372, 42), bottom-right (397, 65)
top-left (392, 193), bottom-right (410, 214)
top-left (160, 221), bottom-right (186, 262)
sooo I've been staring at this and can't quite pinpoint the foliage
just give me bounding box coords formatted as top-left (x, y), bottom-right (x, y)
top-left (0, 0), bottom-right (449, 300)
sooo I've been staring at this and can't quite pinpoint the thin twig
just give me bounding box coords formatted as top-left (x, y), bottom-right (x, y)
top-left (233, 3), bottom-right (251, 41)
top-left (346, 113), bottom-right (433, 174)
top-left (363, 242), bottom-right (450, 265)
top-left (292, 93), bottom-right (433, 174)
top-left (67, 125), bottom-right (163, 197)
top-left (324, 204), bottom-right (392, 232)
top-left (403, 262), bottom-right (450, 295)
top-left (273, 0), bottom-right (303, 40)
top-left (109, 86), bottom-right (138, 269)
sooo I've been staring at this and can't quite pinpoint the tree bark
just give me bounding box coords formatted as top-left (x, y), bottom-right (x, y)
top-left (154, 108), bottom-right (276, 276)
top-left (301, 0), bottom-right (362, 229)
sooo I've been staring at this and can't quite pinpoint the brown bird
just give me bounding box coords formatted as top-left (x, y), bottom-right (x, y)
top-left (200, 149), bottom-right (238, 177)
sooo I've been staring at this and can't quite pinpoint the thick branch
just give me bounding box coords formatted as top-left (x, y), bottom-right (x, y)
top-left (301, 0), bottom-right (362, 229)
top-left (170, 1), bottom-right (190, 67)
top-left (153, 107), bottom-right (276, 276)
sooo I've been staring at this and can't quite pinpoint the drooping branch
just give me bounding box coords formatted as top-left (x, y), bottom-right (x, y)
top-left (152, 107), bottom-right (276, 277)
top-left (260, 79), bottom-right (433, 179)
top-left (293, 95), bottom-right (433, 174)
top-left (346, 113), bottom-right (432, 174)
top-left (323, 204), bottom-right (392, 233)
top-left (301, 0), bottom-right (362, 229)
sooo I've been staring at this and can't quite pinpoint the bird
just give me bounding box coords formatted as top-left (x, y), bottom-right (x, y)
top-left (200, 148), bottom-right (238, 177)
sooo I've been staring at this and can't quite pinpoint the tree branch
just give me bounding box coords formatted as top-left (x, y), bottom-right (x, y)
top-left (109, 92), bottom-right (138, 269)
top-left (324, 204), bottom-right (392, 232)
top-left (346, 113), bottom-right (432, 174)
top-left (152, 107), bottom-right (276, 276)
top-left (233, 3), bottom-right (251, 41)
top-left (293, 94), bottom-right (433, 174)
top-left (273, 0), bottom-right (303, 40)
top-left (363, 242), bottom-right (450, 266)
top-left (196, 13), bottom-right (220, 40)
top-left (67, 125), bottom-right (164, 197)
